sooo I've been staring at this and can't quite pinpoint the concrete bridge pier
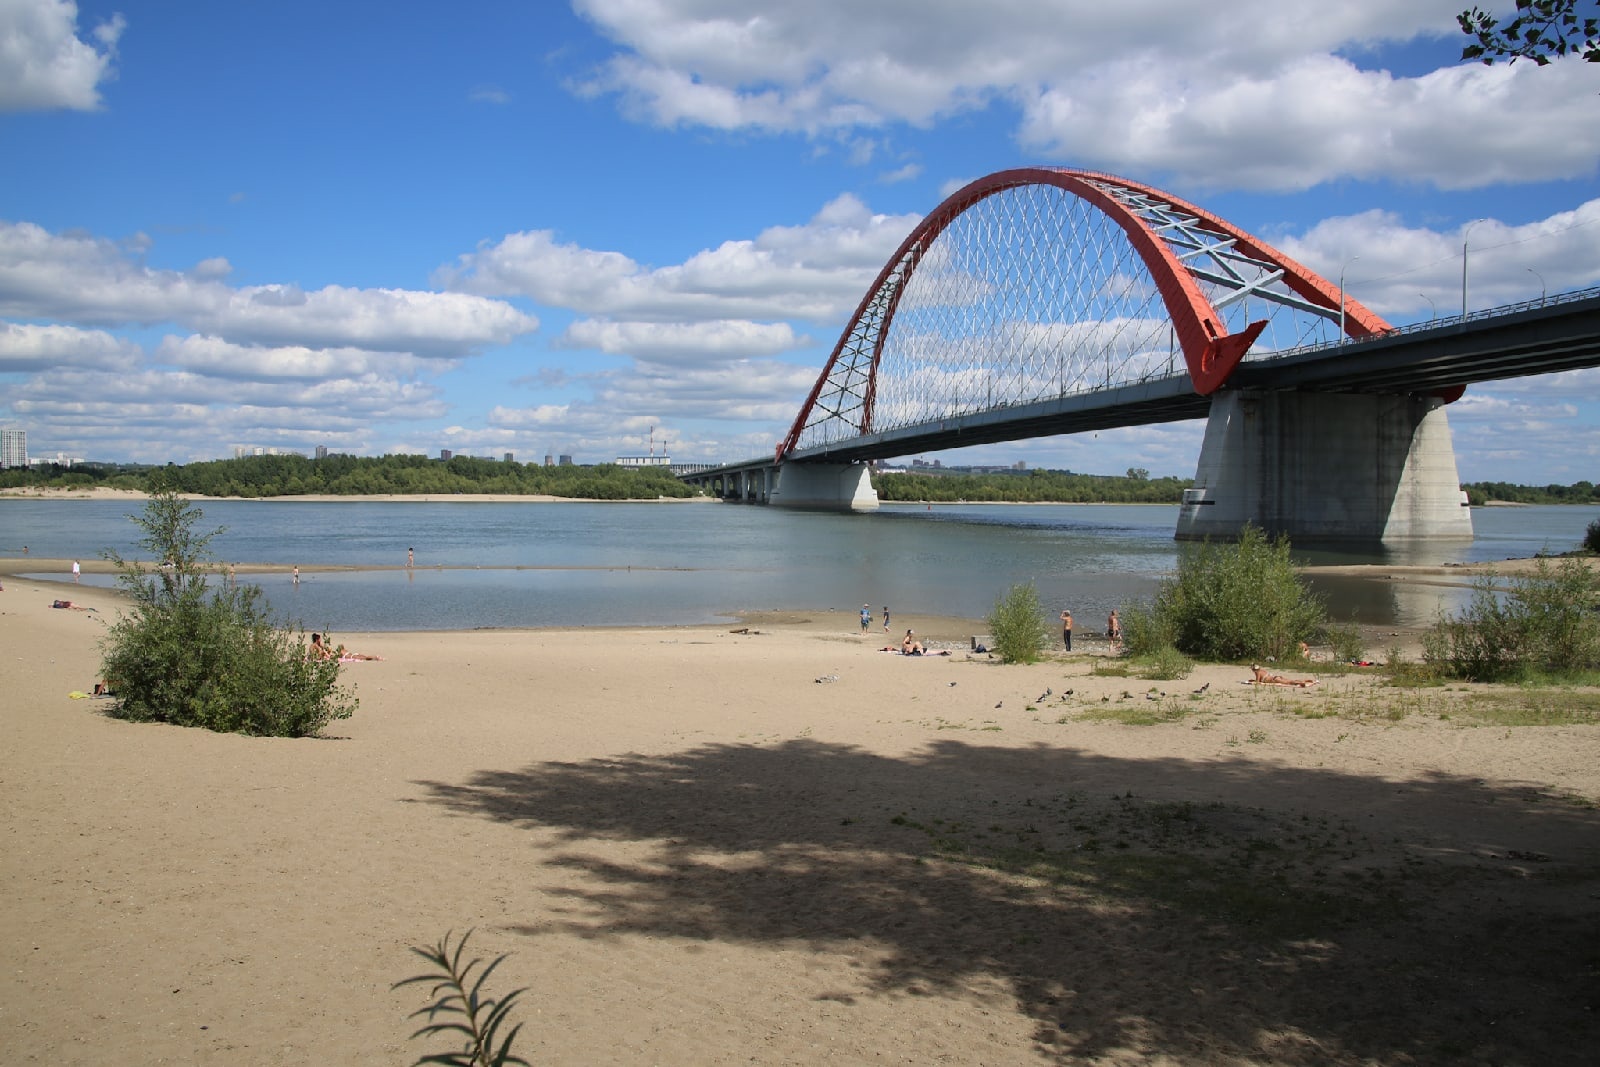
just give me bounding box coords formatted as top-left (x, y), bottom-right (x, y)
top-left (722, 467), bottom-right (773, 503)
top-left (1176, 389), bottom-right (1473, 544)
top-left (769, 462), bottom-right (880, 511)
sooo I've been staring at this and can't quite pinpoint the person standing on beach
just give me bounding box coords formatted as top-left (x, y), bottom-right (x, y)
top-left (860, 604), bottom-right (871, 633)
top-left (882, 606), bottom-right (891, 633)
top-left (407, 546), bottom-right (414, 568)
top-left (292, 565), bottom-right (300, 585)
top-left (1107, 609), bottom-right (1120, 646)
top-left (72, 560), bottom-right (80, 583)
top-left (1060, 609), bottom-right (1073, 651)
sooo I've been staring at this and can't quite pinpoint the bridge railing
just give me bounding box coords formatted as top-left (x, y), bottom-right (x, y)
top-left (1263, 285), bottom-right (1600, 363)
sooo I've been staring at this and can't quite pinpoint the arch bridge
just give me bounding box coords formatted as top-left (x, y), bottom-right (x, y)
top-left (683, 168), bottom-right (1600, 543)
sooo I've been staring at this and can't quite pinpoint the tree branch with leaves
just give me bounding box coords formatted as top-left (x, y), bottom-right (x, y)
top-left (1460, 0), bottom-right (1600, 65)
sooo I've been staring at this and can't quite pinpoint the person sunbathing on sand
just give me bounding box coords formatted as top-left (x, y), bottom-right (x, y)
top-left (901, 629), bottom-right (925, 656)
top-left (1250, 664), bottom-right (1315, 687)
top-left (311, 632), bottom-right (382, 661)
top-left (52, 599), bottom-right (93, 611)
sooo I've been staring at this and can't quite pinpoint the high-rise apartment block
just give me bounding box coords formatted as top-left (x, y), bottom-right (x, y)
top-left (0, 428), bottom-right (26, 469)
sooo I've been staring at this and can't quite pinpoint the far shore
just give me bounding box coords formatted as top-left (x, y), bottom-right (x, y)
top-left (5, 483), bottom-right (1594, 510)
top-left (0, 485), bottom-right (716, 504)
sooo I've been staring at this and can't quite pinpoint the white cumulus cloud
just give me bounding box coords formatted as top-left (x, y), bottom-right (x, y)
top-left (0, 0), bottom-right (124, 112)
top-left (570, 0), bottom-right (1600, 191)
top-left (436, 193), bottom-right (918, 323)
top-left (0, 320), bottom-right (140, 372)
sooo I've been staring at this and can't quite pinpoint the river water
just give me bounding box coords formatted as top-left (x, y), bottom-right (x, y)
top-left (3, 499), bottom-right (1595, 632)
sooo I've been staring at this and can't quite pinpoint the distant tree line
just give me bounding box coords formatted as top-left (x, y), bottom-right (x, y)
top-left (6, 458), bottom-right (1599, 507)
top-left (873, 468), bottom-right (1191, 503)
top-left (1461, 480), bottom-right (1599, 506)
top-left (1, 454), bottom-right (696, 500)
top-left (877, 471), bottom-right (1600, 506)
top-left (0, 461), bottom-right (151, 491)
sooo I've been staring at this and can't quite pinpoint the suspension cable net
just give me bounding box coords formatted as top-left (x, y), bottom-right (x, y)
top-left (785, 170), bottom-right (1385, 456)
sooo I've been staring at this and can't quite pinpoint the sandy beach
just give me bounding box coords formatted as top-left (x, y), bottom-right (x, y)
top-left (3, 569), bottom-right (1598, 1065)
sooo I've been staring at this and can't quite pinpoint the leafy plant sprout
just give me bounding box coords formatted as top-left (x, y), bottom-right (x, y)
top-left (394, 930), bottom-right (530, 1067)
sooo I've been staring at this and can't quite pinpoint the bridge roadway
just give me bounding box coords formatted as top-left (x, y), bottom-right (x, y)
top-left (700, 288), bottom-right (1600, 475)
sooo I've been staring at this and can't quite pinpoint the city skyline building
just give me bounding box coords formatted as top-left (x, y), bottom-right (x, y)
top-left (1, 428), bottom-right (27, 469)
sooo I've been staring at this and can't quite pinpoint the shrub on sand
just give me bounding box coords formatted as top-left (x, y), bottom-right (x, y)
top-left (99, 486), bottom-right (356, 736)
top-left (1124, 526), bottom-right (1325, 663)
top-left (1423, 556), bottom-right (1600, 682)
top-left (987, 582), bottom-right (1051, 664)
top-left (1322, 621), bottom-right (1366, 664)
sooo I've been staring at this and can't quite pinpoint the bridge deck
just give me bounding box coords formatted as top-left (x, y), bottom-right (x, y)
top-left (790, 291), bottom-right (1600, 467)
top-left (691, 290), bottom-right (1600, 476)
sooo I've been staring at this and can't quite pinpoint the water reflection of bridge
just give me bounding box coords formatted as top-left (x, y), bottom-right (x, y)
top-left (1301, 569), bottom-right (1481, 632)
top-left (683, 168), bottom-right (1600, 545)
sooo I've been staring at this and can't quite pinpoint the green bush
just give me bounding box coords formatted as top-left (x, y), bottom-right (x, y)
top-left (1134, 645), bottom-right (1194, 680)
top-left (1116, 600), bottom-right (1172, 657)
top-left (99, 488), bottom-right (356, 736)
top-left (1123, 526), bottom-right (1326, 662)
top-left (1584, 519), bottom-right (1600, 555)
top-left (986, 583), bottom-right (1051, 664)
top-left (1423, 557), bottom-right (1600, 682)
top-left (1322, 621), bottom-right (1366, 664)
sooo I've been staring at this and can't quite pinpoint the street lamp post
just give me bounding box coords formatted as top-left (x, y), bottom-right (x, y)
top-left (1420, 292), bottom-right (1437, 321)
top-left (1528, 267), bottom-right (1547, 307)
top-left (1339, 255), bottom-right (1359, 337)
top-left (1462, 218), bottom-right (1487, 319)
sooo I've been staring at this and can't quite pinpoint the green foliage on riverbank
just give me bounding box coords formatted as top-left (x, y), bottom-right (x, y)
top-left (986, 583), bottom-right (1052, 664)
top-left (1421, 556), bottom-right (1600, 683)
top-left (161, 453), bottom-right (699, 499)
top-left (0, 461), bottom-right (149, 491)
top-left (1120, 526), bottom-right (1329, 663)
top-left (874, 468), bottom-right (1189, 503)
top-left (99, 488), bottom-right (356, 737)
top-left (1462, 480), bottom-right (1599, 506)
top-left (2, 454), bottom-right (697, 499)
top-left (8, 458), bottom-right (1600, 510)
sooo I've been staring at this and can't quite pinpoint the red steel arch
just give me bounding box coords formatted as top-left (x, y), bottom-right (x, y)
top-left (778, 167), bottom-right (1389, 460)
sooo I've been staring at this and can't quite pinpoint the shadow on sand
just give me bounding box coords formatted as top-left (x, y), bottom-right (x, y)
top-left (417, 738), bottom-right (1600, 1064)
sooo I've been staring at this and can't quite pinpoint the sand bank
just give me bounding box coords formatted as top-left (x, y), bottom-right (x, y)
top-left (2, 575), bottom-right (1598, 1065)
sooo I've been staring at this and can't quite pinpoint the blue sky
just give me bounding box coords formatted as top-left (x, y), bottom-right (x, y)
top-left (2, 0), bottom-right (1598, 482)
